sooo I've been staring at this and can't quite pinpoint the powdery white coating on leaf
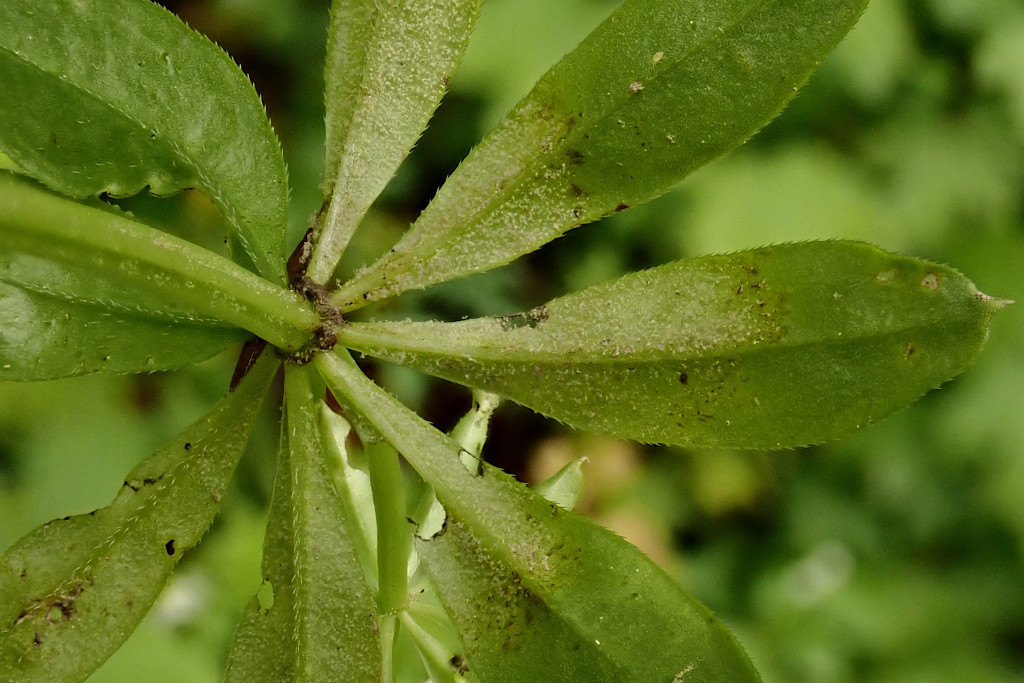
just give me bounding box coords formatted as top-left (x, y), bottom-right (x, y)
top-left (287, 368), bottom-right (383, 681)
top-left (0, 279), bottom-right (246, 381)
top-left (0, 175), bottom-right (318, 353)
top-left (332, 0), bottom-right (868, 309)
top-left (310, 0), bottom-right (479, 281)
top-left (225, 367), bottom-right (382, 682)
top-left (0, 252), bottom-right (228, 325)
top-left (317, 350), bottom-right (761, 681)
top-left (340, 242), bottom-right (1000, 448)
top-left (0, 282), bottom-right (38, 350)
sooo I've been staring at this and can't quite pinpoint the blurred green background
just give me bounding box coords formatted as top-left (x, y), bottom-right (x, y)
top-left (2, 0), bottom-right (1023, 680)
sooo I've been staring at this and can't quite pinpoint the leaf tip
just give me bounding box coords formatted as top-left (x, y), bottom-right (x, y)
top-left (976, 292), bottom-right (1014, 311)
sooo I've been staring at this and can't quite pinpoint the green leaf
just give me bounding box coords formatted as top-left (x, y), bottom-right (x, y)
top-left (306, 0), bottom-right (479, 281)
top-left (316, 350), bottom-right (761, 682)
top-left (225, 365), bottom-right (382, 682)
top-left (0, 277), bottom-right (247, 381)
top-left (338, 242), bottom-right (1007, 448)
top-left (0, 151), bottom-right (20, 173)
top-left (0, 351), bottom-right (278, 683)
top-left (332, 0), bottom-right (868, 309)
top-left (0, 0), bottom-right (289, 281)
top-left (0, 174), bottom-right (317, 352)
top-left (416, 497), bottom-right (758, 682)
top-left (399, 613), bottom-right (470, 683)
top-left (533, 457), bottom-right (586, 511)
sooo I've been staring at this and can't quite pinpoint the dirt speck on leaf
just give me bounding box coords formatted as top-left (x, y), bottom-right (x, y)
top-left (498, 306), bottom-right (549, 331)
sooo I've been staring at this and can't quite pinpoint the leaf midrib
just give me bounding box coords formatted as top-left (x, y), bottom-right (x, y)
top-left (341, 309), bottom-right (972, 366)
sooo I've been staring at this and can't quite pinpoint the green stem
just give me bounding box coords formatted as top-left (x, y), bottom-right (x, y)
top-left (366, 440), bottom-right (411, 616)
top-left (315, 348), bottom-right (563, 577)
top-left (366, 438), bottom-right (410, 683)
top-left (401, 611), bottom-right (465, 683)
top-left (317, 350), bottom-right (462, 499)
top-left (0, 175), bottom-right (318, 351)
top-left (318, 407), bottom-right (382, 592)
top-left (314, 349), bottom-right (484, 512)
top-left (378, 613), bottom-right (397, 683)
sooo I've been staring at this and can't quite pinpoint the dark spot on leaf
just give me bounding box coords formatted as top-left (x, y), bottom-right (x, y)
top-left (905, 342), bottom-right (916, 359)
top-left (450, 655), bottom-right (469, 675)
top-left (568, 182), bottom-right (584, 197)
top-left (498, 306), bottom-right (549, 330)
top-left (679, 373), bottom-right (688, 385)
top-left (124, 474), bottom-right (163, 492)
top-left (615, 203), bottom-right (629, 212)
top-left (565, 149), bottom-right (585, 165)
top-left (183, 442), bottom-right (191, 451)
top-left (32, 579), bottom-right (87, 626)
top-left (165, 540), bottom-right (175, 556)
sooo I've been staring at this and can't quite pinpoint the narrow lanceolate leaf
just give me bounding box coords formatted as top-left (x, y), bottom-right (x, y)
top-left (0, 175), bottom-right (317, 352)
top-left (0, 276), bottom-right (247, 381)
top-left (0, 352), bottom-right (278, 683)
top-left (339, 242), bottom-right (1007, 449)
top-left (316, 350), bottom-right (761, 682)
top-left (332, 0), bottom-right (868, 309)
top-left (306, 0), bottom-right (479, 282)
top-left (0, 0), bottom-right (289, 281)
top-left (226, 365), bottom-right (382, 683)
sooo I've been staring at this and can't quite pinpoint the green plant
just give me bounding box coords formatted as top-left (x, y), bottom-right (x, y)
top-left (0, 0), bottom-right (1008, 680)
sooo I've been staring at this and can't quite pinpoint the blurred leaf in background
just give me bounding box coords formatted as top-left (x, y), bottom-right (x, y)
top-left (1, 0), bottom-right (1021, 680)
